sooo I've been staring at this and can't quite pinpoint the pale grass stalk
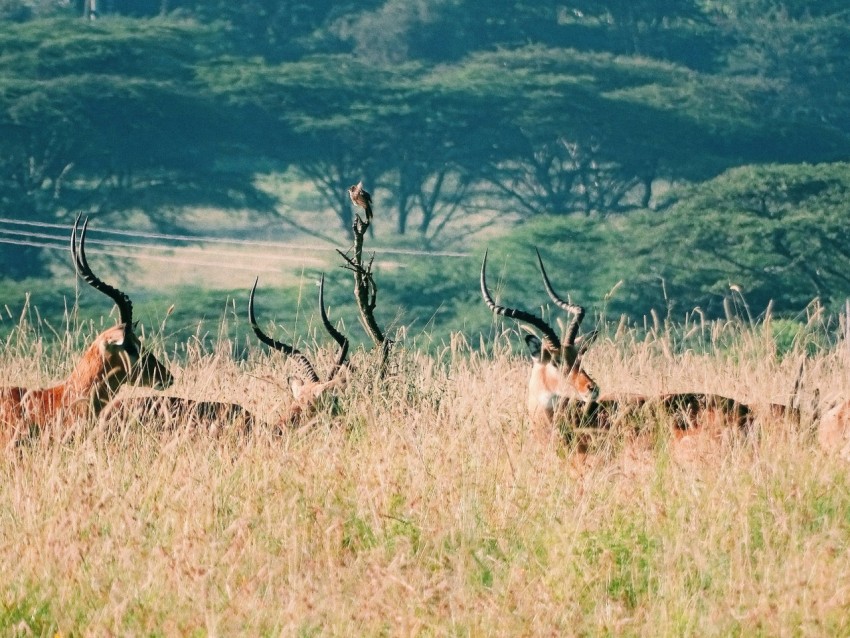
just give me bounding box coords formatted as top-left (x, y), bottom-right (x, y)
top-left (2, 319), bottom-right (850, 635)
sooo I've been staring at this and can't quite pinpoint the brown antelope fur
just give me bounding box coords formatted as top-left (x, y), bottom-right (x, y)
top-left (480, 250), bottom-right (600, 443)
top-left (98, 395), bottom-right (255, 436)
top-left (560, 392), bottom-right (752, 434)
top-left (815, 398), bottom-right (850, 459)
top-left (584, 361), bottom-right (804, 439)
top-left (545, 393), bottom-right (747, 430)
top-left (1, 215), bottom-right (172, 450)
top-left (531, 249), bottom-right (804, 445)
top-left (249, 274), bottom-right (350, 429)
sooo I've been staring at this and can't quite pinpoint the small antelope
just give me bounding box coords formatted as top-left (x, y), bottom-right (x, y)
top-left (249, 274), bottom-right (350, 427)
top-left (1, 215), bottom-right (173, 449)
top-left (480, 249), bottom-right (600, 435)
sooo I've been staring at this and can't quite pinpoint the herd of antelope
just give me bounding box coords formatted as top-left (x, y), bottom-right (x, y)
top-left (0, 185), bottom-right (385, 450)
top-left (3, 190), bottom-right (850, 461)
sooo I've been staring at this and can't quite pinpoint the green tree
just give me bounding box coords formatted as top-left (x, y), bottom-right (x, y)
top-left (199, 54), bottom-right (396, 237)
top-left (452, 46), bottom-right (750, 219)
top-left (714, 1), bottom-right (850, 147)
top-left (628, 162), bottom-right (850, 316)
top-left (0, 17), bottom-right (270, 276)
top-left (483, 163), bottom-right (850, 322)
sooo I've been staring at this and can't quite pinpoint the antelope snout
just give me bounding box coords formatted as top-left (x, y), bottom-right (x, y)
top-left (583, 384), bottom-right (600, 402)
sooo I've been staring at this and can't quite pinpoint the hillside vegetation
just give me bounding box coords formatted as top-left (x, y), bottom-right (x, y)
top-left (1, 1), bottom-right (849, 326)
top-left (3, 4), bottom-right (850, 634)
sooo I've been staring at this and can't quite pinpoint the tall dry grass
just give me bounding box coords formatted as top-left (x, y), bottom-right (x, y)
top-left (2, 315), bottom-right (850, 636)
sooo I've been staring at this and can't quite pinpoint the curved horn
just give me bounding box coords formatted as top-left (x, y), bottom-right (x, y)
top-left (318, 274), bottom-right (349, 381)
top-left (71, 213), bottom-right (134, 329)
top-left (248, 277), bottom-right (320, 384)
top-left (480, 250), bottom-right (562, 353)
top-left (535, 248), bottom-right (585, 346)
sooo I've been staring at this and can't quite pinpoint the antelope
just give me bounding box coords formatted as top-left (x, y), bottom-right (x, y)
top-left (480, 249), bottom-right (600, 438)
top-left (813, 397), bottom-right (850, 459)
top-left (98, 395), bottom-right (255, 435)
top-left (535, 248), bottom-right (751, 427)
top-left (249, 274), bottom-right (350, 427)
top-left (1, 215), bottom-right (173, 449)
top-left (481, 248), bottom-right (760, 449)
top-left (532, 249), bottom-right (801, 440)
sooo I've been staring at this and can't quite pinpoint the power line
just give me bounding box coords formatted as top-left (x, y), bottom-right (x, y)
top-left (0, 217), bottom-right (472, 258)
top-left (0, 216), bottom-right (337, 253)
top-left (0, 226), bottom-right (325, 267)
top-left (0, 236), bottom-right (287, 273)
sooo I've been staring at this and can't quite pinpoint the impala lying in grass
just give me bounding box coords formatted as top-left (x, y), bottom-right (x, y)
top-left (531, 249), bottom-right (801, 442)
top-left (249, 274), bottom-right (350, 428)
top-left (481, 248), bottom-right (802, 449)
top-left (480, 249), bottom-right (600, 442)
top-left (98, 395), bottom-right (255, 435)
top-left (1, 215), bottom-right (173, 450)
top-left (535, 248), bottom-right (755, 432)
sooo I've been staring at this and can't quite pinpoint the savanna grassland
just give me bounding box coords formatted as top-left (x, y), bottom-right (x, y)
top-left (2, 314), bottom-right (850, 637)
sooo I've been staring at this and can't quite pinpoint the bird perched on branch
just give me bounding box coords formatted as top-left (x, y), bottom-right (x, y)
top-left (348, 181), bottom-right (373, 221)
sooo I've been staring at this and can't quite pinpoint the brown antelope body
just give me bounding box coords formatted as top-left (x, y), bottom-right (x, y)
top-left (552, 392), bottom-right (752, 434)
top-left (538, 250), bottom-right (808, 440)
top-left (99, 395), bottom-right (255, 435)
top-left (1, 216), bottom-right (172, 450)
top-left (482, 248), bottom-right (796, 447)
top-left (249, 274), bottom-right (350, 428)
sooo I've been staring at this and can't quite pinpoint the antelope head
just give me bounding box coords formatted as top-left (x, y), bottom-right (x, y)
top-left (71, 215), bottom-right (173, 395)
top-left (249, 274), bottom-right (349, 426)
top-left (534, 247), bottom-right (599, 376)
top-left (480, 250), bottom-right (599, 425)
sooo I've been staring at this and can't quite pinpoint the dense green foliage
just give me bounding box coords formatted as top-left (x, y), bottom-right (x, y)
top-left (1, 1), bottom-right (848, 320)
top-left (487, 162), bottom-right (850, 320)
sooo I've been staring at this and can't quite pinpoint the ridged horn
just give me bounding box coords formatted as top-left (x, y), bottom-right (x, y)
top-left (535, 248), bottom-right (585, 346)
top-left (71, 213), bottom-right (134, 341)
top-left (248, 277), bottom-right (320, 384)
top-left (480, 249), bottom-right (562, 353)
top-left (318, 274), bottom-right (349, 381)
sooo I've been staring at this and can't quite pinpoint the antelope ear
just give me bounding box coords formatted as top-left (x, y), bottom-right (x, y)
top-left (523, 334), bottom-right (542, 360)
top-left (102, 333), bottom-right (125, 351)
top-left (289, 376), bottom-right (304, 400)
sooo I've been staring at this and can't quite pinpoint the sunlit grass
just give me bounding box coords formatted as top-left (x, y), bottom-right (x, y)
top-left (2, 313), bottom-right (850, 636)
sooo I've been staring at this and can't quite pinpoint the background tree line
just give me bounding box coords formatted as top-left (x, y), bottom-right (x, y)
top-left (1, 0), bottom-right (848, 321)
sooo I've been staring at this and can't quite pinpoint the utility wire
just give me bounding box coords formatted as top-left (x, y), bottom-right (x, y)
top-left (0, 217), bottom-right (472, 258)
top-left (0, 226), bottom-right (324, 267)
top-left (0, 236), bottom-right (286, 273)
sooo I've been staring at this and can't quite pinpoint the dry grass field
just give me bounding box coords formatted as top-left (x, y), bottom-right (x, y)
top-left (2, 315), bottom-right (850, 636)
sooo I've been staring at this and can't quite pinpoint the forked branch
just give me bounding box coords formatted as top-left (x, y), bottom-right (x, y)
top-left (339, 181), bottom-right (392, 376)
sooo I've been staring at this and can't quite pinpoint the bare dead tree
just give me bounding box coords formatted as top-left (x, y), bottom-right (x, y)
top-left (337, 182), bottom-right (392, 378)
